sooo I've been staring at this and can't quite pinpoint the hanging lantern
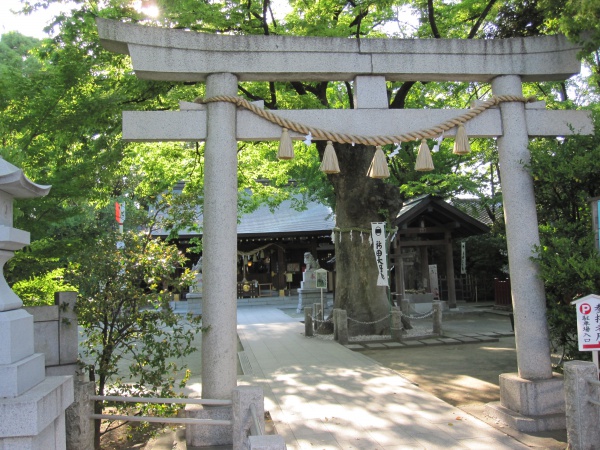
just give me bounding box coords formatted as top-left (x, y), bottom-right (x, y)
top-left (367, 145), bottom-right (390, 179)
top-left (415, 139), bottom-right (434, 171)
top-left (453, 124), bottom-right (471, 155)
top-left (277, 128), bottom-right (294, 160)
top-left (320, 141), bottom-right (340, 174)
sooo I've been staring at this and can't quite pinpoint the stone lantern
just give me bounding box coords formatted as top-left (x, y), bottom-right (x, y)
top-left (0, 158), bottom-right (74, 449)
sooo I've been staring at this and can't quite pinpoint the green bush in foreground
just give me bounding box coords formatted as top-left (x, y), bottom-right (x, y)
top-left (67, 230), bottom-right (200, 448)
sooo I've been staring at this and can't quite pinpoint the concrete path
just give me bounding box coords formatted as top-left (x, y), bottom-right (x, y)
top-left (236, 305), bottom-right (530, 450)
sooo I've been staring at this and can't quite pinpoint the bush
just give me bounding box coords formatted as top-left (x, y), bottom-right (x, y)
top-left (12, 268), bottom-right (76, 306)
top-left (67, 230), bottom-right (200, 447)
top-left (537, 221), bottom-right (600, 364)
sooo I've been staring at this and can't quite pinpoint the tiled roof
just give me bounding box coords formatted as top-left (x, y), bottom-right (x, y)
top-left (237, 199), bottom-right (335, 236)
top-left (450, 198), bottom-right (502, 226)
top-left (395, 195), bottom-right (489, 238)
top-left (153, 197), bottom-right (335, 237)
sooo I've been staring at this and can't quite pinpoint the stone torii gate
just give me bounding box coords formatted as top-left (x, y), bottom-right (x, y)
top-left (97, 19), bottom-right (592, 443)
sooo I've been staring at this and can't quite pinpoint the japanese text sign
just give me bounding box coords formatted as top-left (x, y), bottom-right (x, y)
top-left (115, 202), bottom-right (125, 224)
top-left (371, 222), bottom-right (389, 287)
top-left (571, 294), bottom-right (600, 351)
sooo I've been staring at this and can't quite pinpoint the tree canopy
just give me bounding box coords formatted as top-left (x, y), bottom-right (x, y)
top-left (1, 0), bottom-right (599, 350)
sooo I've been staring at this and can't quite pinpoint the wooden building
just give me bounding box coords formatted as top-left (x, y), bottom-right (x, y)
top-left (156, 190), bottom-right (488, 301)
top-left (154, 194), bottom-right (335, 296)
top-left (392, 195), bottom-right (490, 308)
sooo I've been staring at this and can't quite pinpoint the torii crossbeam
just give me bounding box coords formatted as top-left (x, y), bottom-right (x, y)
top-left (97, 18), bottom-right (593, 442)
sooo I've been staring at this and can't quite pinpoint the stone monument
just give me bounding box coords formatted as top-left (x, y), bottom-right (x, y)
top-left (0, 157), bottom-right (73, 449)
top-left (296, 252), bottom-right (323, 313)
top-left (187, 256), bottom-right (202, 315)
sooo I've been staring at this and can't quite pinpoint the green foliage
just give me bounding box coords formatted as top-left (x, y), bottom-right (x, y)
top-left (528, 110), bottom-right (600, 364)
top-left (12, 267), bottom-right (76, 306)
top-left (69, 230), bottom-right (201, 437)
top-left (536, 224), bottom-right (600, 363)
top-left (6, 0), bottom-right (600, 367)
top-left (540, 0), bottom-right (600, 54)
top-left (463, 232), bottom-right (508, 278)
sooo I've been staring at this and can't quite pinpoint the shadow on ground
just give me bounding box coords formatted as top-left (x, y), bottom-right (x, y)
top-left (360, 312), bottom-right (568, 449)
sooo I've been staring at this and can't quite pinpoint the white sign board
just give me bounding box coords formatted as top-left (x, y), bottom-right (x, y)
top-left (315, 268), bottom-right (328, 289)
top-left (371, 222), bottom-right (389, 287)
top-left (571, 294), bottom-right (600, 351)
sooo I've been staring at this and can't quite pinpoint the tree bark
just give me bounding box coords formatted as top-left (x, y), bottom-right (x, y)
top-left (318, 142), bottom-right (402, 335)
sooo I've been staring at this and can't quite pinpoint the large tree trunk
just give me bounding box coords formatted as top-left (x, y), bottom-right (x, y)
top-left (318, 142), bottom-right (402, 336)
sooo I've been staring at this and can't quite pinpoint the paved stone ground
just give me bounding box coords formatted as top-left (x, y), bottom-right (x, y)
top-left (146, 305), bottom-right (566, 450)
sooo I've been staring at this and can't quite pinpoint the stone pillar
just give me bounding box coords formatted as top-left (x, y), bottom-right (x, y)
top-left (336, 309), bottom-right (348, 345)
top-left (188, 73), bottom-right (238, 447)
top-left (564, 361), bottom-right (600, 450)
top-left (332, 309), bottom-right (339, 340)
top-left (201, 72), bottom-right (239, 400)
top-left (232, 386), bottom-right (264, 450)
top-left (432, 301), bottom-right (442, 336)
top-left (485, 75), bottom-right (563, 432)
top-left (391, 309), bottom-right (403, 341)
top-left (66, 380), bottom-right (95, 450)
top-left (491, 75), bottom-right (553, 380)
top-left (304, 307), bottom-right (313, 337)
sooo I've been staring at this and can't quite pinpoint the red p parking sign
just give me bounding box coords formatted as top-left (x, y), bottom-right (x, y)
top-left (572, 295), bottom-right (600, 351)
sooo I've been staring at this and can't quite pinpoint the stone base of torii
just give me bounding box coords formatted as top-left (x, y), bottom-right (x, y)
top-left (97, 18), bottom-right (593, 445)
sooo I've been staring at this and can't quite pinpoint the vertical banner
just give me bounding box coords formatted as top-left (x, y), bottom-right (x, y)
top-left (460, 241), bottom-right (466, 275)
top-left (596, 199), bottom-right (600, 253)
top-left (371, 222), bottom-right (389, 287)
top-left (115, 201), bottom-right (125, 249)
top-left (115, 202), bottom-right (125, 224)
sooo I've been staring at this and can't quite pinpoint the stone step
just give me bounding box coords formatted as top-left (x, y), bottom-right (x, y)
top-left (344, 331), bottom-right (514, 351)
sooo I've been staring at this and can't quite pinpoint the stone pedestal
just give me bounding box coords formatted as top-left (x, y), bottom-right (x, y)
top-left (484, 372), bottom-right (565, 432)
top-left (0, 309), bottom-right (45, 397)
top-left (401, 295), bottom-right (446, 314)
top-left (0, 293), bottom-right (73, 450)
top-left (185, 405), bottom-right (232, 447)
top-left (186, 293), bottom-right (202, 316)
top-left (296, 288), bottom-right (322, 313)
top-left (0, 375), bottom-right (73, 449)
top-left (296, 269), bottom-right (325, 312)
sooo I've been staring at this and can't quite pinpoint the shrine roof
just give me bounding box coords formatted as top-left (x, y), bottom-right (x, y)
top-left (395, 195), bottom-right (489, 238)
top-left (153, 195), bottom-right (334, 239)
top-left (236, 198), bottom-right (334, 237)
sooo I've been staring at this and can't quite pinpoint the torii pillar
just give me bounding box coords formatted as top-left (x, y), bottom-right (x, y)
top-left (96, 18), bottom-right (593, 439)
top-left (483, 74), bottom-right (563, 430)
top-left (202, 73), bottom-right (239, 400)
